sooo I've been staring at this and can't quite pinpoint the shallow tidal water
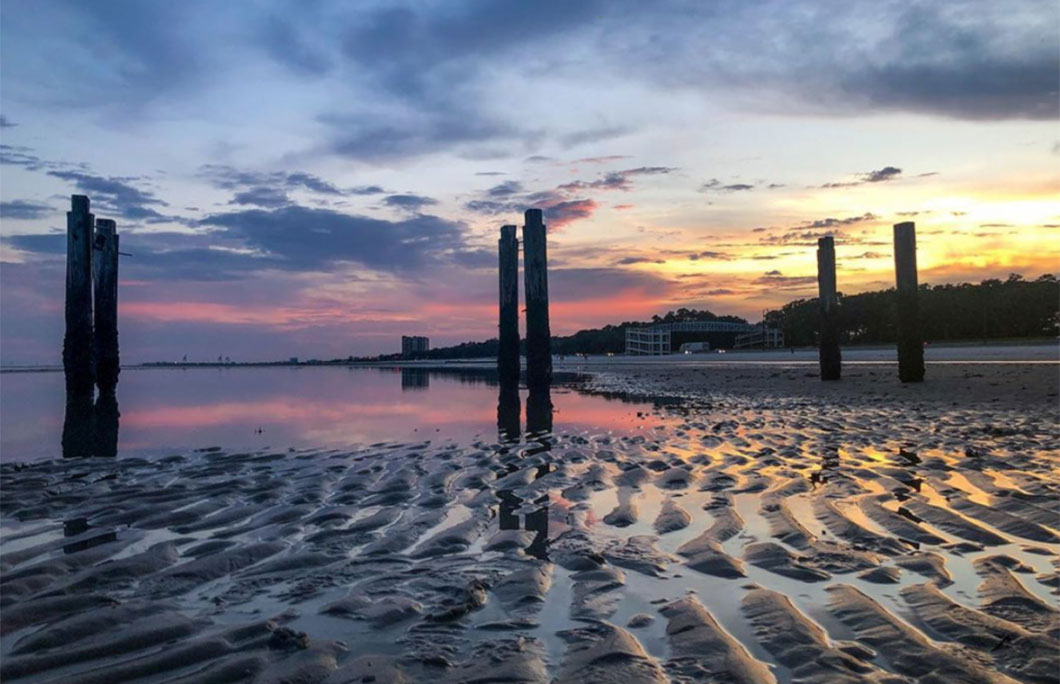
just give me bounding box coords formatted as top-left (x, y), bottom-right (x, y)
top-left (0, 363), bottom-right (1057, 683)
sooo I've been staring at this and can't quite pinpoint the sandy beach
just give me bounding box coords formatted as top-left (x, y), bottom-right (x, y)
top-left (1, 358), bottom-right (1057, 683)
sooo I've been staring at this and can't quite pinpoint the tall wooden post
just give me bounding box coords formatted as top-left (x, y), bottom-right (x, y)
top-left (94, 218), bottom-right (120, 395)
top-left (498, 224), bottom-right (520, 384)
top-left (817, 236), bottom-right (841, 380)
top-left (64, 195), bottom-right (95, 397)
top-left (893, 222), bottom-right (925, 382)
top-left (526, 386), bottom-right (553, 437)
top-left (523, 209), bottom-right (551, 390)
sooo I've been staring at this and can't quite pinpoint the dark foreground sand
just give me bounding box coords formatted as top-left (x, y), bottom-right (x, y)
top-left (1, 362), bottom-right (1057, 683)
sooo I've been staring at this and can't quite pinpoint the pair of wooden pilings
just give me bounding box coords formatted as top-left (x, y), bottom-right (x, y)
top-left (63, 195), bottom-right (120, 398)
top-left (497, 208), bottom-right (551, 390)
top-left (816, 221), bottom-right (924, 382)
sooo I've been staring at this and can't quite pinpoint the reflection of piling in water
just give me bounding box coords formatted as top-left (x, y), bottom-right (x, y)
top-left (64, 195), bottom-right (95, 397)
top-left (94, 394), bottom-right (120, 458)
top-left (526, 386), bottom-right (553, 437)
top-left (523, 209), bottom-right (551, 390)
top-left (93, 218), bottom-right (120, 395)
top-left (893, 222), bottom-right (925, 382)
top-left (62, 394), bottom-right (120, 458)
top-left (62, 395), bottom-right (95, 458)
top-left (497, 381), bottom-right (521, 442)
top-left (817, 236), bottom-right (841, 381)
top-left (498, 224), bottom-right (521, 384)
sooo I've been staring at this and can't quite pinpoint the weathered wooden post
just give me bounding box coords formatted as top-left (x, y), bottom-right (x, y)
top-left (817, 236), bottom-right (841, 380)
top-left (522, 209), bottom-right (551, 390)
top-left (498, 224), bottom-right (520, 384)
top-left (64, 195), bottom-right (95, 397)
top-left (893, 221), bottom-right (925, 382)
top-left (93, 218), bottom-right (120, 395)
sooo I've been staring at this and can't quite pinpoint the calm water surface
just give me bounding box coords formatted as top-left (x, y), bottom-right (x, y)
top-left (0, 366), bottom-right (667, 461)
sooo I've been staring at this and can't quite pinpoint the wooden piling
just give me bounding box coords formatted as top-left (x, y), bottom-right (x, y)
top-left (63, 195), bottom-right (95, 397)
top-left (522, 209), bottom-right (551, 390)
top-left (893, 221), bottom-right (925, 382)
top-left (93, 218), bottom-right (120, 395)
top-left (498, 224), bottom-right (520, 383)
top-left (816, 236), bottom-right (841, 380)
top-left (93, 394), bottom-right (120, 458)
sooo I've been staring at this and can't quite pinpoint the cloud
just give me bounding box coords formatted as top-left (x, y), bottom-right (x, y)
top-left (0, 115), bottom-right (16, 128)
top-left (196, 205), bottom-right (467, 273)
top-left (688, 251), bottom-right (732, 261)
top-left (863, 166), bottom-right (902, 183)
top-left (752, 270), bottom-right (818, 289)
top-left (229, 187), bottom-right (291, 208)
top-left (198, 165), bottom-right (384, 197)
top-left (0, 200), bottom-right (52, 220)
top-left (46, 169), bottom-right (174, 223)
top-left (700, 179), bottom-right (755, 192)
top-left (822, 166), bottom-right (904, 188)
top-left (383, 194), bottom-right (438, 212)
top-left (616, 256), bottom-right (666, 265)
top-left (558, 166), bottom-right (676, 193)
top-left (543, 199), bottom-right (598, 228)
top-left (486, 180), bottom-right (523, 197)
top-left (758, 213), bottom-right (879, 246)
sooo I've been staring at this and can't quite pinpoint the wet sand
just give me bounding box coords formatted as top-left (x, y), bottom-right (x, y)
top-left (1, 361), bottom-right (1057, 683)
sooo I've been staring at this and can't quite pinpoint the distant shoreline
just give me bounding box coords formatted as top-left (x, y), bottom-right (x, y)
top-left (2, 338), bottom-right (1056, 373)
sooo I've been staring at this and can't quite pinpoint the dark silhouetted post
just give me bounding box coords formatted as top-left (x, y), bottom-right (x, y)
top-left (523, 209), bottom-right (551, 390)
top-left (893, 221), bottom-right (925, 382)
top-left (64, 195), bottom-right (95, 397)
top-left (817, 236), bottom-right (841, 380)
top-left (94, 218), bottom-right (120, 395)
top-left (498, 224), bottom-right (520, 383)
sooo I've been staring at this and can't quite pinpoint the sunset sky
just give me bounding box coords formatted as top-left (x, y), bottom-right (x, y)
top-left (1, 0), bottom-right (1057, 363)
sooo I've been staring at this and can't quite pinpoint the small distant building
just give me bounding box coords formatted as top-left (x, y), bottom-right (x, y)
top-left (733, 327), bottom-right (785, 349)
top-left (625, 321), bottom-right (782, 354)
top-left (401, 335), bottom-right (430, 357)
top-left (679, 341), bottom-right (710, 353)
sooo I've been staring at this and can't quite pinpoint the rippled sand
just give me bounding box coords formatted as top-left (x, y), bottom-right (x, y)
top-left (1, 363), bottom-right (1057, 683)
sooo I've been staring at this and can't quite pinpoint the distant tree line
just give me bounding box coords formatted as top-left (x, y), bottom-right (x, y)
top-left (383, 308), bottom-right (748, 360)
top-left (363, 274), bottom-right (1058, 361)
top-left (764, 274), bottom-right (1059, 347)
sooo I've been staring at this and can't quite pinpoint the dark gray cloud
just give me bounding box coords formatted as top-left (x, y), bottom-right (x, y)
top-left (486, 180), bottom-right (523, 197)
top-left (822, 166), bottom-right (904, 188)
top-left (752, 270), bottom-right (817, 289)
top-left (700, 179), bottom-right (756, 192)
top-left (0, 115), bottom-right (16, 128)
top-left (616, 256), bottom-right (666, 265)
top-left (383, 194), bottom-right (438, 212)
top-left (198, 205), bottom-right (464, 272)
top-left (0, 199), bottom-right (51, 220)
top-left (198, 165), bottom-right (384, 197)
top-left (46, 169), bottom-right (174, 223)
top-left (558, 167), bottom-right (676, 193)
top-left (7, 204), bottom-right (476, 280)
top-left (758, 213), bottom-right (880, 246)
top-left (229, 187), bottom-right (291, 208)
